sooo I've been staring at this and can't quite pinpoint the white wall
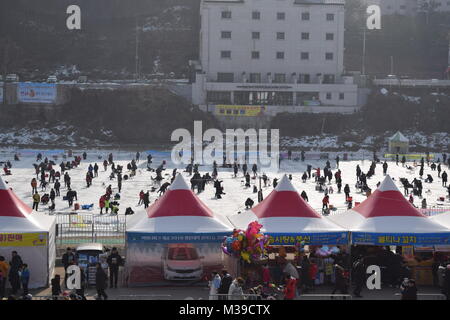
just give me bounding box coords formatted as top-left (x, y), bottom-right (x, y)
top-left (200, 0), bottom-right (345, 82)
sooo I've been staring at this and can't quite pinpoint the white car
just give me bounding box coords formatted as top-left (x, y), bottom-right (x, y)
top-left (162, 244), bottom-right (204, 281)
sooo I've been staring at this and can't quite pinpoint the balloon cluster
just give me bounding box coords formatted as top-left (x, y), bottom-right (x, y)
top-left (314, 245), bottom-right (340, 257)
top-left (222, 221), bottom-right (269, 263)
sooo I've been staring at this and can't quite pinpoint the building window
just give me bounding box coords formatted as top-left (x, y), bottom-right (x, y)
top-left (301, 32), bottom-right (309, 40)
top-left (299, 74), bottom-right (310, 83)
top-left (221, 11), bottom-right (232, 19)
top-left (326, 92), bottom-right (332, 100)
top-left (252, 31), bottom-right (260, 39)
top-left (234, 91), bottom-right (293, 106)
top-left (273, 73), bottom-right (286, 83)
top-left (251, 51), bottom-right (260, 59)
top-left (252, 11), bottom-right (260, 20)
top-left (276, 52), bottom-right (285, 59)
top-left (249, 73), bottom-right (261, 83)
top-left (277, 12), bottom-right (285, 20)
top-left (217, 73), bottom-right (234, 82)
top-left (207, 91), bottom-right (232, 104)
top-left (326, 13), bottom-right (335, 21)
top-left (276, 32), bottom-right (285, 40)
top-left (221, 31), bottom-right (231, 39)
top-left (301, 12), bottom-right (310, 20)
top-left (221, 50), bottom-right (231, 59)
top-left (301, 52), bottom-right (309, 60)
top-left (325, 52), bottom-right (334, 60)
top-left (339, 93), bottom-right (345, 100)
top-left (323, 74), bottom-right (335, 84)
top-left (326, 33), bottom-right (334, 40)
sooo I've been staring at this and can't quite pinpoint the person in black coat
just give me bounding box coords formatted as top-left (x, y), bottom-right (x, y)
top-left (218, 270), bottom-right (233, 300)
top-left (9, 251), bottom-right (23, 295)
top-left (62, 247), bottom-right (75, 287)
top-left (352, 257), bottom-right (366, 298)
top-left (51, 275), bottom-right (62, 299)
top-left (95, 263), bottom-right (108, 300)
top-left (106, 248), bottom-right (123, 288)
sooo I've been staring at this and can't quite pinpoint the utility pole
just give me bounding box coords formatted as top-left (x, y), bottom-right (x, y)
top-left (1, 37), bottom-right (10, 105)
top-left (362, 0), bottom-right (367, 75)
top-left (135, 17), bottom-right (140, 81)
top-left (390, 56), bottom-right (394, 75)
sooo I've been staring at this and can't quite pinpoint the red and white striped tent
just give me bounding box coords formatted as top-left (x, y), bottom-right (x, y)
top-left (126, 174), bottom-right (233, 234)
top-left (328, 175), bottom-right (450, 245)
top-left (0, 176), bottom-right (56, 288)
top-left (228, 175), bottom-right (348, 245)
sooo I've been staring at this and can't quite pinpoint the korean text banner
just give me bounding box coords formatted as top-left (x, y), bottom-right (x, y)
top-left (0, 233), bottom-right (47, 247)
top-left (352, 232), bottom-right (450, 246)
top-left (267, 232), bottom-right (349, 246)
top-left (127, 232), bottom-right (229, 243)
top-left (215, 105), bottom-right (266, 117)
top-left (18, 82), bottom-right (56, 104)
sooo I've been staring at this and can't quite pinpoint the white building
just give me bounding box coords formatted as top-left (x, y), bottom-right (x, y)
top-left (367, 0), bottom-right (450, 16)
top-left (192, 0), bottom-right (367, 116)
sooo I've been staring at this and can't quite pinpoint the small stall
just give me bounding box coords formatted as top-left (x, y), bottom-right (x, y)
top-left (227, 175), bottom-right (349, 287)
top-left (388, 131), bottom-right (409, 154)
top-left (328, 175), bottom-right (450, 285)
top-left (0, 176), bottom-right (56, 288)
top-left (125, 174), bottom-right (233, 286)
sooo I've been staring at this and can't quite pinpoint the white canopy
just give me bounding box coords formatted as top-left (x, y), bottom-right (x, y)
top-left (229, 175), bottom-right (347, 235)
top-left (127, 174), bottom-right (233, 234)
top-left (328, 175), bottom-right (450, 234)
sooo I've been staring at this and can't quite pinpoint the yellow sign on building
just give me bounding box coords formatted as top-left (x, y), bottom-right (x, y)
top-left (0, 233), bottom-right (47, 247)
top-left (215, 105), bottom-right (266, 117)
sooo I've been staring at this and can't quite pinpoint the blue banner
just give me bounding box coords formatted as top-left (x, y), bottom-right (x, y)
top-left (18, 82), bottom-right (57, 104)
top-left (352, 232), bottom-right (450, 246)
top-left (127, 232), bottom-right (229, 243)
top-left (267, 232), bottom-right (349, 246)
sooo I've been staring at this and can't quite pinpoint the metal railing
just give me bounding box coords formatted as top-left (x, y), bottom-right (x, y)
top-left (209, 293), bottom-right (262, 300)
top-left (115, 294), bottom-right (172, 300)
top-left (55, 213), bottom-right (126, 245)
top-left (299, 294), bottom-right (352, 300)
top-left (394, 293), bottom-right (446, 300)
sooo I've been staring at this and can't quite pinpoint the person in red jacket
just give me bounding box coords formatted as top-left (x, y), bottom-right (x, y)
top-left (283, 275), bottom-right (297, 300)
top-left (309, 259), bottom-right (318, 290)
top-left (138, 190), bottom-right (145, 205)
top-left (262, 264), bottom-right (271, 286)
top-left (99, 195), bottom-right (106, 214)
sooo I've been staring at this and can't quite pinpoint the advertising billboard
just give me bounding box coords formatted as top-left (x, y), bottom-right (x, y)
top-left (215, 105), bottom-right (266, 117)
top-left (17, 82), bottom-right (57, 104)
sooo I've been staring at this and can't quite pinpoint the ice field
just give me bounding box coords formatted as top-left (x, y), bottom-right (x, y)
top-left (1, 148), bottom-right (449, 226)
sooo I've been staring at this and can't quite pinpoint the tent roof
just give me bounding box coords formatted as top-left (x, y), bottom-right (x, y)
top-left (253, 175), bottom-right (321, 219)
top-left (146, 174), bottom-right (213, 219)
top-left (328, 175), bottom-right (450, 233)
top-left (228, 175), bottom-right (346, 233)
top-left (389, 131), bottom-right (409, 143)
top-left (0, 176), bottom-right (33, 218)
top-left (430, 211), bottom-right (450, 229)
top-left (127, 174), bottom-right (233, 233)
top-left (0, 176), bottom-right (54, 233)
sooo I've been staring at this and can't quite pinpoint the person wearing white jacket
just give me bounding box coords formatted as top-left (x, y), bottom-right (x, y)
top-left (209, 272), bottom-right (222, 300)
top-left (228, 277), bottom-right (244, 300)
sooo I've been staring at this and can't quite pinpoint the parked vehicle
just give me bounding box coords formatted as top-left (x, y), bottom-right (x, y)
top-left (162, 243), bottom-right (204, 281)
top-left (5, 74), bottom-right (19, 82)
top-left (47, 75), bottom-right (58, 83)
